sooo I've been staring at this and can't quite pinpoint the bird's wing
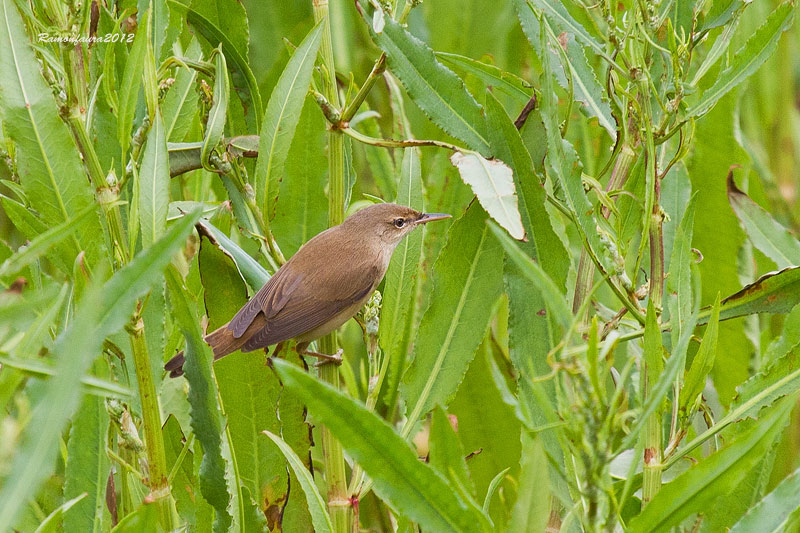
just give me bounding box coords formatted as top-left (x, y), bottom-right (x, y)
top-left (241, 277), bottom-right (375, 351)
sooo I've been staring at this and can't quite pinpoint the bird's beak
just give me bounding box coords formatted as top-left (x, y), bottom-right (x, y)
top-left (415, 213), bottom-right (451, 224)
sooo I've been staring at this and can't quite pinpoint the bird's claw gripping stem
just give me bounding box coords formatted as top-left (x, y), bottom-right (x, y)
top-left (307, 348), bottom-right (344, 367)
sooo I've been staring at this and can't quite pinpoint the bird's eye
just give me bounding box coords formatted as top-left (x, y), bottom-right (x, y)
top-left (393, 218), bottom-right (406, 228)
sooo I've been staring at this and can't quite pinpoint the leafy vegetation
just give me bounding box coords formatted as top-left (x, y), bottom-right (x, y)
top-left (0, 0), bottom-right (799, 531)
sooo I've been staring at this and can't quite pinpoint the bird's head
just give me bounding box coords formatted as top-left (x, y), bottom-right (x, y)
top-left (343, 203), bottom-right (451, 247)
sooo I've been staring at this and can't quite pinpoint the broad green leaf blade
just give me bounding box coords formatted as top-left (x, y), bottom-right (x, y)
top-left (254, 21), bottom-right (323, 224)
top-left (436, 52), bottom-right (533, 105)
top-left (0, 209), bottom-right (199, 531)
top-left (402, 204), bottom-right (502, 428)
top-left (483, 91), bottom-right (569, 287)
top-left (263, 431), bottom-right (333, 533)
top-left (196, 219), bottom-right (270, 290)
top-left (727, 172), bottom-right (800, 268)
top-left (33, 494), bottom-right (87, 533)
top-left (430, 406), bottom-right (476, 499)
top-left (166, 267), bottom-right (232, 532)
top-left (199, 232), bottom-right (301, 522)
top-left (118, 9), bottom-right (149, 158)
top-left (201, 49), bottom-right (229, 171)
top-left (488, 222), bottom-right (571, 329)
top-left (272, 359), bottom-right (491, 533)
top-left (508, 433), bottom-right (549, 533)
top-left (380, 148), bottom-right (424, 411)
top-left (449, 151), bottom-right (524, 239)
top-left (365, 11), bottom-right (490, 154)
top-left (679, 295), bottom-right (720, 417)
top-left (688, 2), bottom-right (795, 117)
top-left (628, 398), bottom-right (794, 533)
top-left (272, 96), bottom-right (329, 258)
top-left (64, 395), bottom-right (110, 533)
top-left (0, 0), bottom-right (106, 269)
top-left (729, 467), bottom-right (800, 533)
top-left (139, 112), bottom-right (170, 248)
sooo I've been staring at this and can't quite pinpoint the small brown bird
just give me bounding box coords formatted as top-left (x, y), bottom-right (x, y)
top-left (165, 203), bottom-right (450, 377)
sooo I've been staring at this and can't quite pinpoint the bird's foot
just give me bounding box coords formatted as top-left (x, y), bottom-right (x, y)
top-left (304, 348), bottom-right (344, 367)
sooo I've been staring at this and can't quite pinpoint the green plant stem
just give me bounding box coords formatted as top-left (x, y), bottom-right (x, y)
top-left (130, 317), bottom-right (175, 529)
top-left (342, 127), bottom-right (464, 152)
top-left (313, 1), bottom-right (351, 531)
top-left (340, 53), bottom-right (386, 123)
top-left (572, 144), bottom-right (638, 315)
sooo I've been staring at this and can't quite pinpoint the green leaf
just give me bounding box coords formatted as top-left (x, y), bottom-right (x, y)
top-left (679, 295), bottom-right (720, 418)
top-left (449, 151), bottom-right (525, 239)
top-left (254, 21), bottom-right (323, 223)
top-left (365, 11), bottom-right (490, 154)
top-left (628, 398), bottom-right (794, 533)
top-left (436, 52), bottom-right (533, 105)
top-left (666, 195), bottom-right (697, 349)
top-left (0, 202), bottom-right (98, 279)
top-left (201, 48), bottom-right (229, 171)
top-left (402, 204), bottom-right (503, 428)
top-left (380, 148), bottom-right (424, 411)
top-left (169, 0), bottom-right (262, 127)
top-left (118, 9), bottom-right (149, 158)
top-left (198, 232), bottom-right (292, 522)
top-left (139, 112), bottom-right (170, 248)
top-left (110, 502), bottom-right (159, 533)
top-left (430, 406), bottom-right (476, 499)
top-left (731, 346), bottom-right (800, 423)
top-left (272, 96), bottom-right (329, 258)
top-left (271, 359), bottom-right (491, 533)
top-left (508, 433), bottom-right (549, 533)
top-left (514, 0), bottom-right (615, 137)
top-left (687, 90), bottom-right (750, 404)
top-left (263, 431), bottom-right (334, 533)
top-left (166, 266), bottom-right (232, 532)
top-left (33, 494), bottom-right (87, 533)
top-left (0, 209), bottom-right (200, 531)
top-left (688, 2), bottom-right (795, 117)
top-left (0, 359), bottom-right (131, 399)
top-left (714, 267), bottom-right (800, 322)
top-left (64, 395), bottom-right (110, 533)
top-left (0, 0), bottom-right (105, 269)
top-left (536, 20), bottom-right (613, 277)
top-left (483, 90), bottom-right (569, 287)
top-left (163, 39), bottom-right (202, 142)
top-left (727, 172), bottom-right (800, 268)
top-left (488, 222), bottom-right (571, 330)
top-left (481, 467), bottom-right (510, 514)
top-left (729, 467), bottom-right (800, 533)
top-left (196, 219), bottom-right (270, 290)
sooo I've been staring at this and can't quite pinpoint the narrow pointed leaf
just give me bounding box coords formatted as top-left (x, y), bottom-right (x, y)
top-left (729, 467), bottom-right (800, 533)
top-left (201, 49), bottom-right (229, 171)
top-left (402, 204), bottom-right (502, 427)
top-left (118, 9), bottom-right (149, 157)
top-left (629, 399), bottom-right (794, 533)
top-left (679, 295), bottom-right (720, 417)
top-left (436, 52), bottom-right (533, 105)
top-left (263, 431), bottom-right (333, 533)
top-left (365, 10), bottom-right (490, 154)
top-left (139, 112), bottom-right (170, 248)
top-left (254, 21), bottom-right (323, 223)
top-left (0, 0), bottom-right (105, 268)
top-left (272, 359), bottom-right (491, 533)
top-left (727, 172), bottom-right (800, 268)
top-left (688, 2), bottom-right (795, 117)
top-left (508, 433), bottom-right (549, 533)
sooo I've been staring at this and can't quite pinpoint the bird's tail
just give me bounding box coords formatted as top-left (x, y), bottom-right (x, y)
top-left (164, 324), bottom-right (242, 378)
